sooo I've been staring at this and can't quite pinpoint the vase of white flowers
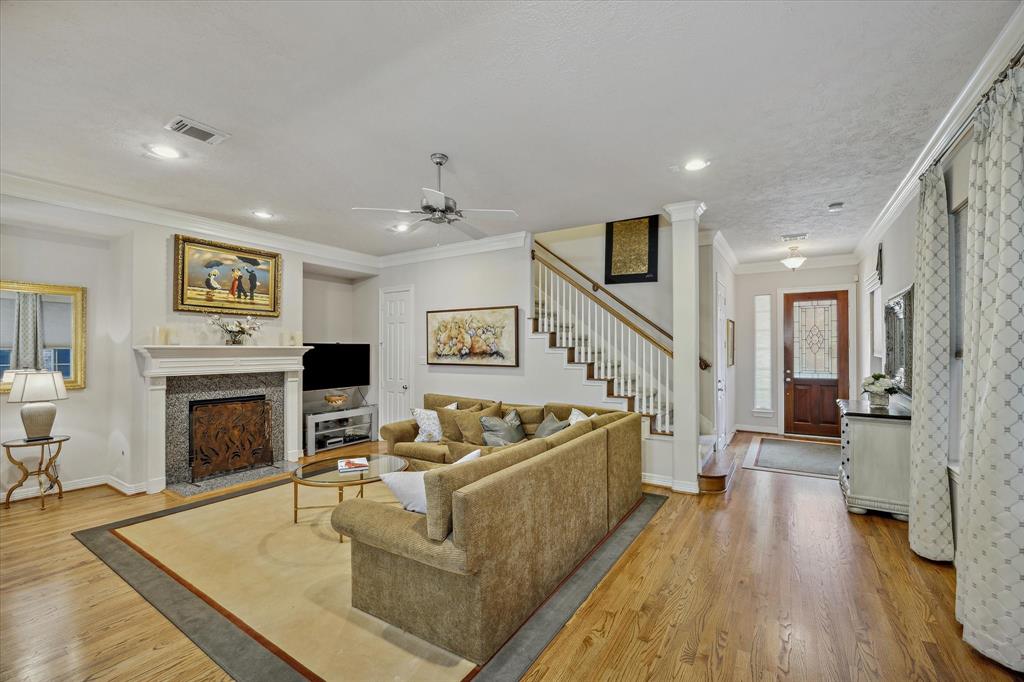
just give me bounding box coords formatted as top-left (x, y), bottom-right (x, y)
top-left (861, 373), bottom-right (898, 408)
top-left (208, 314), bottom-right (263, 345)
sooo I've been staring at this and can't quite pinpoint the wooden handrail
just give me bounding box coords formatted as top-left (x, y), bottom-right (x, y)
top-left (533, 251), bottom-right (674, 357)
top-left (533, 240), bottom-right (673, 341)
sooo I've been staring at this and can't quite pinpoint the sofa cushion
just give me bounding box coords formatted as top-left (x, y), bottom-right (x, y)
top-left (423, 393), bottom-right (495, 411)
top-left (423, 439), bottom-right (548, 541)
top-left (435, 404), bottom-right (482, 442)
top-left (534, 412), bottom-right (570, 438)
top-left (568, 407), bottom-right (597, 425)
top-left (444, 440), bottom-right (500, 462)
top-left (380, 470), bottom-right (428, 513)
top-left (480, 409), bottom-right (527, 447)
top-left (394, 441), bottom-right (449, 464)
top-left (542, 418), bottom-right (594, 448)
top-left (453, 403), bottom-right (502, 445)
top-left (411, 407), bottom-right (444, 442)
top-left (544, 402), bottom-right (619, 421)
top-left (590, 412), bottom-right (626, 428)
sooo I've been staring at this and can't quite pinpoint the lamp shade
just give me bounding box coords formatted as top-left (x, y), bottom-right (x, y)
top-left (780, 246), bottom-right (807, 270)
top-left (7, 371), bottom-right (67, 403)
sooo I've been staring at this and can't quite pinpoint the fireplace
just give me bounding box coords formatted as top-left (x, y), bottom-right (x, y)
top-left (189, 395), bottom-right (273, 481)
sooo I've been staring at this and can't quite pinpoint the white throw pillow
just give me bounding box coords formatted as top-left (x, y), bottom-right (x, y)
top-left (568, 407), bottom-right (597, 425)
top-left (444, 401), bottom-right (458, 409)
top-left (380, 448), bottom-right (481, 515)
top-left (411, 408), bottom-right (442, 442)
top-left (380, 471), bottom-right (427, 513)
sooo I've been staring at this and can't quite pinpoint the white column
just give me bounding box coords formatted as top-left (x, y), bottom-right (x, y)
top-left (144, 376), bottom-right (167, 493)
top-left (285, 370), bottom-right (303, 461)
top-left (665, 200), bottom-right (705, 494)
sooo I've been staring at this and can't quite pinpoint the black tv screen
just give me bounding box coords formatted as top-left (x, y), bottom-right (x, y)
top-left (303, 343), bottom-right (370, 390)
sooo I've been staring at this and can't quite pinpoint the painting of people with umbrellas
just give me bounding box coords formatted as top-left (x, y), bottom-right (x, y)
top-left (173, 234), bottom-right (282, 316)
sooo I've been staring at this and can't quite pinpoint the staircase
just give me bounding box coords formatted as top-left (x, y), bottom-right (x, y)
top-left (530, 242), bottom-right (674, 435)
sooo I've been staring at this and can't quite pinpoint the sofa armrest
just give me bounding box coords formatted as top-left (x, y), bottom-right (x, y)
top-left (331, 499), bottom-right (470, 575)
top-left (380, 418), bottom-right (419, 452)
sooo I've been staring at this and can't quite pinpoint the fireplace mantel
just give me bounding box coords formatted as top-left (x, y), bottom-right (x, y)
top-left (134, 345), bottom-right (310, 377)
top-left (133, 345), bottom-right (311, 493)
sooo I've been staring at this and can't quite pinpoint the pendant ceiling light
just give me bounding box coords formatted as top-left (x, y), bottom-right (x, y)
top-left (781, 245), bottom-right (807, 270)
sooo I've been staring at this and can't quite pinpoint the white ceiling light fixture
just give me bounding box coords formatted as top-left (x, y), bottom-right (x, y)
top-left (684, 158), bottom-right (710, 171)
top-left (827, 201), bottom-right (845, 213)
top-left (145, 144), bottom-right (182, 160)
top-left (781, 245), bottom-right (807, 270)
top-left (388, 222), bottom-right (412, 233)
top-left (251, 209), bottom-right (274, 219)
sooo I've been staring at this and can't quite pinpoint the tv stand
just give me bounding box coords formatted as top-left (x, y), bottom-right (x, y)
top-left (304, 403), bottom-right (377, 456)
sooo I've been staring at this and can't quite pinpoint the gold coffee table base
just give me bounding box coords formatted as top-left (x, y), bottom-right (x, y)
top-left (292, 481), bottom-right (367, 542)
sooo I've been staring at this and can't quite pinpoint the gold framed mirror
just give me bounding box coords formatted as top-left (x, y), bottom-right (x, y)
top-left (0, 280), bottom-right (86, 392)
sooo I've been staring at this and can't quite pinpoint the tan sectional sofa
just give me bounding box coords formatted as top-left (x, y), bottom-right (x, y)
top-left (331, 393), bottom-right (642, 664)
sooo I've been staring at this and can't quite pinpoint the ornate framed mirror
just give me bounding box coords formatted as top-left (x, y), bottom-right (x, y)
top-left (0, 280), bottom-right (87, 391)
top-left (884, 284), bottom-right (913, 396)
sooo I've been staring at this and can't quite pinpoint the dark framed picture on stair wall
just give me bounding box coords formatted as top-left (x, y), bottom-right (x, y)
top-left (604, 214), bottom-right (659, 284)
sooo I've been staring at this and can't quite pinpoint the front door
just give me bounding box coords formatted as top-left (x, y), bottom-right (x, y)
top-left (784, 290), bottom-right (848, 437)
top-left (379, 286), bottom-right (414, 432)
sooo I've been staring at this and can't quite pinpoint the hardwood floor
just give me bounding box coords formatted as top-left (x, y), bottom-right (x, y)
top-left (0, 435), bottom-right (1017, 681)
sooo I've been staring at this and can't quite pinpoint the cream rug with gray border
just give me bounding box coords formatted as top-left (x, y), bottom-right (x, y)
top-left (743, 435), bottom-right (841, 480)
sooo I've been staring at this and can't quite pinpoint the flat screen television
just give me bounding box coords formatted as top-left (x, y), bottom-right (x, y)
top-left (303, 343), bottom-right (370, 391)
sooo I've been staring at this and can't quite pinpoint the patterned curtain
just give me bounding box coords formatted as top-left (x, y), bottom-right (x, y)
top-left (908, 166), bottom-right (955, 561)
top-left (955, 66), bottom-right (1024, 672)
top-left (10, 292), bottom-right (44, 369)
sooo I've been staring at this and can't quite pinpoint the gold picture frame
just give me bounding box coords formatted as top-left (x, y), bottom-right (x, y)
top-left (173, 235), bottom-right (282, 317)
top-left (0, 280), bottom-right (87, 392)
top-left (726, 319), bottom-right (735, 367)
top-left (426, 305), bottom-right (519, 367)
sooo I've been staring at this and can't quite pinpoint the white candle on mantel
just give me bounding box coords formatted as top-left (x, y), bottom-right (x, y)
top-left (152, 326), bottom-right (166, 345)
top-left (166, 326), bottom-right (179, 345)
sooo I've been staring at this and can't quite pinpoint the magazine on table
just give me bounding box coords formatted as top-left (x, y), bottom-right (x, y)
top-left (338, 456), bottom-right (369, 474)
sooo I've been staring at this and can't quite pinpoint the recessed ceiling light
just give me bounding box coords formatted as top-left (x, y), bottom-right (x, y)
top-left (251, 210), bottom-right (274, 219)
top-left (145, 144), bottom-right (182, 159)
top-left (827, 201), bottom-right (845, 213)
top-left (684, 159), bottom-right (709, 171)
top-left (389, 222), bottom-right (411, 233)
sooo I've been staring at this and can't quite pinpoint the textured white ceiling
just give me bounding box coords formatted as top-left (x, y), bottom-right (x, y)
top-left (0, 1), bottom-right (1016, 261)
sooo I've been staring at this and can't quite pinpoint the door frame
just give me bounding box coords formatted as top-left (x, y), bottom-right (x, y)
top-left (714, 276), bottom-right (728, 452)
top-left (378, 284), bottom-right (415, 430)
top-left (775, 283), bottom-right (857, 436)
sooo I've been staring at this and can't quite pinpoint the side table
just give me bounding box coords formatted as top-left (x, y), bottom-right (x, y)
top-left (3, 435), bottom-right (70, 510)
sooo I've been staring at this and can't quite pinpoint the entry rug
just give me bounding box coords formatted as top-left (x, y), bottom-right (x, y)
top-left (742, 435), bottom-right (841, 480)
top-left (74, 478), bottom-right (665, 681)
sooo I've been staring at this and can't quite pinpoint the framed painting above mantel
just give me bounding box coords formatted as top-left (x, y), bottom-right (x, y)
top-left (426, 305), bottom-right (519, 367)
top-left (604, 214), bottom-right (659, 284)
top-left (173, 235), bottom-right (282, 317)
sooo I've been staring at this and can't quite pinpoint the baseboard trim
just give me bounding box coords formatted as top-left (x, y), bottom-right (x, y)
top-left (735, 424), bottom-right (780, 434)
top-left (671, 479), bottom-right (700, 495)
top-left (107, 476), bottom-right (148, 496)
top-left (641, 473), bottom-right (673, 488)
top-left (6, 474), bottom-right (109, 503)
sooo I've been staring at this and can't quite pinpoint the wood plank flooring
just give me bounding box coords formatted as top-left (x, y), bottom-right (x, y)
top-left (0, 435), bottom-right (1017, 681)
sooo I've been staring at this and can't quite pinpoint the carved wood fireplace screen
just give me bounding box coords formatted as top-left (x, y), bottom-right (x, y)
top-left (189, 395), bottom-right (273, 481)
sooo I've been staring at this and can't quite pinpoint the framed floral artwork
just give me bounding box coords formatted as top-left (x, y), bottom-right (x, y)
top-left (426, 305), bottom-right (519, 367)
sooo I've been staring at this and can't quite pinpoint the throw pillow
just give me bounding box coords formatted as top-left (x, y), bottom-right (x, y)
top-left (534, 412), bottom-right (570, 438)
top-left (411, 408), bottom-right (442, 442)
top-left (480, 409), bottom-right (527, 446)
top-left (444, 401), bottom-right (458, 409)
top-left (435, 403), bottom-right (482, 442)
top-left (453, 403), bottom-right (502, 445)
top-left (568, 407), bottom-right (597, 425)
top-left (381, 448), bottom-right (481, 516)
top-left (380, 471), bottom-right (427, 513)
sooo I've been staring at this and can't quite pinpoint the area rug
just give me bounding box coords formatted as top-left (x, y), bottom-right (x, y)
top-left (74, 478), bottom-right (665, 682)
top-left (742, 435), bottom-right (841, 479)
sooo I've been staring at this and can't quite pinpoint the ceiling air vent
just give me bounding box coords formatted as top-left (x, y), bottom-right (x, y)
top-left (780, 233), bottom-right (808, 242)
top-left (163, 116), bottom-right (231, 145)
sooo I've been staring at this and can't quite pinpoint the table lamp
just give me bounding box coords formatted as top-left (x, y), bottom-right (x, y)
top-left (6, 370), bottom-right (68, 441)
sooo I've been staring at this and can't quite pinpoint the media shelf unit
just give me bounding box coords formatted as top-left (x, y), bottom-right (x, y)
top-left (304, 403), bottom-right (378, 456)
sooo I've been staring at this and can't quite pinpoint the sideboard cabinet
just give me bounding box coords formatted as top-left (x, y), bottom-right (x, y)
top-left (837, 399), bottom-right (911, 521)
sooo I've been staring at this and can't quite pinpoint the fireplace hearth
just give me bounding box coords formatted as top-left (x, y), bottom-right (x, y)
top-left (189, 395), bottom-right (273, 481)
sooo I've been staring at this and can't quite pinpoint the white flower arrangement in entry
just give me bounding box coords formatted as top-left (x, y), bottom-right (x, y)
top-left (861, 372), bottom-right (899, 408)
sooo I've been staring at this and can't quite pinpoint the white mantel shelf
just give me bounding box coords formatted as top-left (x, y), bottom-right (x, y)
top-left (133, 345), bottom-right (311, 377)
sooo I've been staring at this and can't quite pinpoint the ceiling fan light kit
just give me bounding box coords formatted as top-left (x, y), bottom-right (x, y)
top-left (352, 153), bottom-right (518, 241)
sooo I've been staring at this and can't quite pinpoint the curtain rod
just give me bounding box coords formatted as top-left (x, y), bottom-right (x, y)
top-left (923, 42), bottom-right (1024, 178)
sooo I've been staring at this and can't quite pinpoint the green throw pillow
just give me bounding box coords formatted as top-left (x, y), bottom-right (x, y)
top-left (481, 409), bottom-right (528, 446)
top-left (534, 412), bottom-right (570, 438)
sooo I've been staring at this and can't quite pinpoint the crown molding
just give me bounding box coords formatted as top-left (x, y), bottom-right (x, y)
top-left (855, 5), bottom-right (1024, 259)
top-left (378, 231), bottom-right (530, 267)
top-left (663, 200), bottom-right (706, 223)
top-left (1, 172), bottom-right (382, 274)
top-left (734, 253), bottom-right (860, 275)
top-left (697, 230), bottom-right (739, 272)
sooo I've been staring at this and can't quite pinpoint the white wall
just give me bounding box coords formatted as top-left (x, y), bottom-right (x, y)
top-left (302, 273), bottom-right (354, 342)
top-left (0, 224), bottom-right (122, 493)
top-left (734, 265), bottom-right (859, 433)
top-left (535, 221), bottom-right (673, 331)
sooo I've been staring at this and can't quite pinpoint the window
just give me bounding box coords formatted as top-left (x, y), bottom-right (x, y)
top-left (950, 207), bottom-right (966, 357)
top-left (753, 294), bottom-right (772, 411)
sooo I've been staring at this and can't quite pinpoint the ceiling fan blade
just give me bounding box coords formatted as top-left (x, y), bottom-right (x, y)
top-left (459, 209), bottom-right (519, 219)
top-left (450, 220), bottom-right (487, 240)
top-left (352, 207), bottom-right (423, 214)
top-left (421, 187), bottom-right (446, 210)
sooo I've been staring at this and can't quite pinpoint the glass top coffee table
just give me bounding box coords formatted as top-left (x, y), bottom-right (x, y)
top-left (290, 454), bottom-right (407, 541)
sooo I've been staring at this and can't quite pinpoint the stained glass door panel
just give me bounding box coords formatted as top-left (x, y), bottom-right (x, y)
top-left (784, 291), bottom-right (849, 437)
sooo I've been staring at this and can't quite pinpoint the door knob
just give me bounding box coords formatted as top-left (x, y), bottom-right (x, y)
top-left (402, 384), bottom-right (408, 390)
top-left (785, 378), bottom-right (792, 383)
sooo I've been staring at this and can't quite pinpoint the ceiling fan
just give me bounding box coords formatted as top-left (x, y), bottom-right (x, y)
top-left (352, 153), bottom-right (518, 239)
